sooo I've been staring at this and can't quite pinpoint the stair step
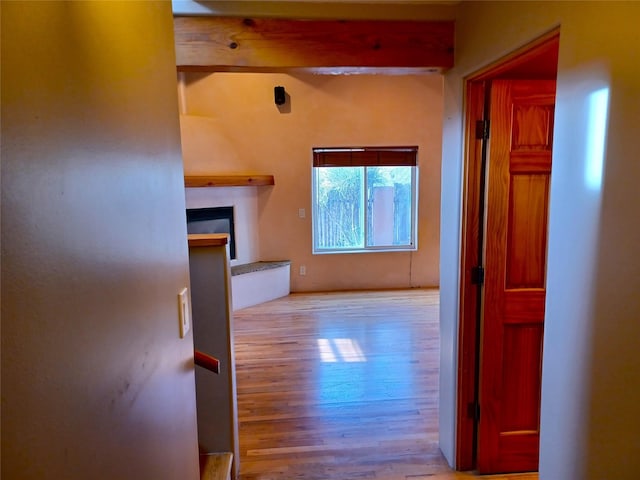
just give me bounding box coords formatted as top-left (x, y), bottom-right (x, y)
top-left (200, 452), bottom-right (233, 480)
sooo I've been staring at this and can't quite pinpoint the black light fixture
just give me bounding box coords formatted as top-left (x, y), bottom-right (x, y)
top-left (274, 86), bottom-right (286, 105)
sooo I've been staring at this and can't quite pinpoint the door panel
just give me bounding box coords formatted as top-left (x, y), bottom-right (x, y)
top-left (477, 79), bottom-right (555, 474)
top-left (500, 323), bottom-right (544, 431)
top-left (511, 103), bottom-right (554, 151)
top-left (506, 173), bottom-right (549, 288)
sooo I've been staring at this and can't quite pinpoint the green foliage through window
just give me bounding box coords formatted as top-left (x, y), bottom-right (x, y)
top-left (313, 162), bottom-right (417, 253)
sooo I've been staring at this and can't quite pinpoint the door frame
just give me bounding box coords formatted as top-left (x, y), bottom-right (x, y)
top-left (455, 29), bottom-right (560, 470)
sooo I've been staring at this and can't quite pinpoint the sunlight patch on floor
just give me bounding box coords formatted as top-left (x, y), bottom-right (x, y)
top-left (317, 338), bottom-right (367, 362)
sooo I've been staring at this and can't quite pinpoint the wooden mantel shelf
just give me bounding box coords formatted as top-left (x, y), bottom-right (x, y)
top-left (185, 175), bottom-right (274, 188)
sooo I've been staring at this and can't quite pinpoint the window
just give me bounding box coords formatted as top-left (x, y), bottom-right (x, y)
top-left (312, 146), bottom-right (418, 254)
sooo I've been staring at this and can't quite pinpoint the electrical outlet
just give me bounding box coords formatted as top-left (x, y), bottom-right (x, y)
top-left (298, 208), bottom-right (306, 218)
top-left (178, 287), bottom-right (190, 338)
top-left (299, 265), bottom-right (306, 276)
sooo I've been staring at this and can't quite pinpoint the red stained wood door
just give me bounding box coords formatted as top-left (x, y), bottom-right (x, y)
top-left (477, 79), bottom-right (556, 473)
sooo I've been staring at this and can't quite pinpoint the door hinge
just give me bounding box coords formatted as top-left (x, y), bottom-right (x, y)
top-left (468, 402), bottom-right (481, 421)
top-left (475, 119), bottom-right (490, 140)
top-left (471, 265), bottom-right (485, 285)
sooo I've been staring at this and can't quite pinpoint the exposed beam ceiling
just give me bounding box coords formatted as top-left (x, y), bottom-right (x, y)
top-left (172, 0), bottom-right (460, 18)
top-left (174, 16), bottom-right (454, 74)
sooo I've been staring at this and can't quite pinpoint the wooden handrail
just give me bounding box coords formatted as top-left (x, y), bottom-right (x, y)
top-left (194, 350), bottom-right (220, 374)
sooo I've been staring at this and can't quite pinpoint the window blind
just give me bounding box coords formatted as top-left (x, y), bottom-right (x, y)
top-left (313, 146), bottom-right (418, 167)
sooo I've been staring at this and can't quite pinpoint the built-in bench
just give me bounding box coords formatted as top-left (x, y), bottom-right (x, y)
top-left (230, 260), bottom-right (290, 311)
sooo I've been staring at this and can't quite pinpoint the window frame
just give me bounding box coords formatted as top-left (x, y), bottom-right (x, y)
top-left (311, 146), bottom-right (419, 255)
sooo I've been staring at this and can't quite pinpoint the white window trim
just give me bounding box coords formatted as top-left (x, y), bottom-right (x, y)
top-left (311, 148), bottom-right (419, 255)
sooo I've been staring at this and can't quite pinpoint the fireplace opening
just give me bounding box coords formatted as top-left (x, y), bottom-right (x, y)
top-left (186, 206), bottom-right (236, 260)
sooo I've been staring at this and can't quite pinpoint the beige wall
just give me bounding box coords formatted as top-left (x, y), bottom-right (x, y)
top-left (1, 3), bottom-right (200, 479)
top-left (441, 2), bottom-right (640, 478)
top-left (180, 73), bottom-right (443, 292)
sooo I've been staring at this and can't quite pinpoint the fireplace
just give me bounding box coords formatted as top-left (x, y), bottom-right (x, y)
top-left (186, 206), bottom-right (236, 260)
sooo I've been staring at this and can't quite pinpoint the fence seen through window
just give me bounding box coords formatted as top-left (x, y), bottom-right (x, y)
top-left (312, 147), bottom-right (418, 254)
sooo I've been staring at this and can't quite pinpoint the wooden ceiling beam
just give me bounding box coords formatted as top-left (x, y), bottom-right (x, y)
top-left (173, 16), bottom-right (454, 73)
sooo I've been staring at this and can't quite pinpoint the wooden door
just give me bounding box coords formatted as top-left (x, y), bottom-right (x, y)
top-left (477, 79), bottom-right (555, 473)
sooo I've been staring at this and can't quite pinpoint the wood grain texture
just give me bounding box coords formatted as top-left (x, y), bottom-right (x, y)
top-left (188, 234), bottom-right (229, 247)
top-left (456, 79), bottom-right (487, 471)
top-left (233, 290), bottom-right (539, 480)
top-left (506, 174), bottom-right (549, 288)
top-left (468, 32), bottom-right (559, 82)
top-left (200, 452), bottom-right (233, 480)
top-left (185, 175), bottom-right (275, 188)
top-left (478, 80), bottom-right (555, 474)
top-left (511, 104), bottom-right (553, 151)
top-left (174, 17), bottom-right (454, 72)
top-left (458, 31), bottom-right (559, 470)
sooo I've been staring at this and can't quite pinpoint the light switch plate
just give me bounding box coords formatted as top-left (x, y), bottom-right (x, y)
top-left (178, 287), bottom-right (190, 338)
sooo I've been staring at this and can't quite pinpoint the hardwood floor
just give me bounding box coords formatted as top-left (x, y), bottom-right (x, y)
top-left (233, 289), bottom-right (538, 480)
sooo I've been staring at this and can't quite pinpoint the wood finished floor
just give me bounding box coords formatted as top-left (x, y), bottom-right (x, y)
top-left (233, 289), bottom-right (538, 480)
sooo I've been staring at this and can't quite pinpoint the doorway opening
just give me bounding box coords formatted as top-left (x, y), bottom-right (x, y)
top-left (181, 70), bottom-right (445, 478)
top-left (456, 30), bottom-right (560, 472)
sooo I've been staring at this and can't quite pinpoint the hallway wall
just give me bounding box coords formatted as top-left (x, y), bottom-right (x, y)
top-left (1, 3), bottom-right (200, 478)
top-left (440, 2), bottom-right (640, 477)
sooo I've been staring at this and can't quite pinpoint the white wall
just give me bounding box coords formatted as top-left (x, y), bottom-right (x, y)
top-left (1, 3), bottom-right (200, 479)
top-left (441, 2), bottom-right (640, 477)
